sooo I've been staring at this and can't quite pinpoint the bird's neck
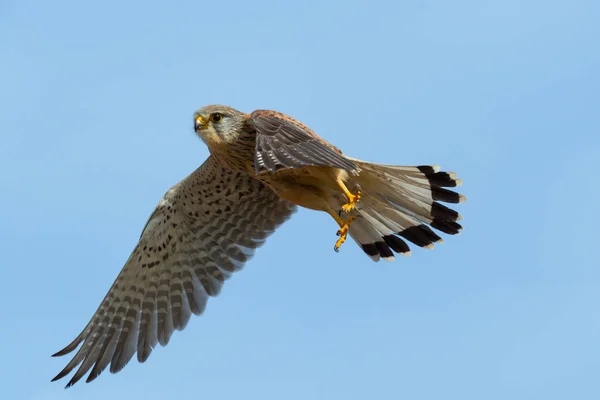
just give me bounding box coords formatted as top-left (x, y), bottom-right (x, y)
top-left (207, 131), bottom-right (257, 176)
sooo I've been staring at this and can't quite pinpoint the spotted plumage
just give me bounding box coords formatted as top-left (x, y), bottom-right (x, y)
top-left (52, 104), bottom-right (466, 387)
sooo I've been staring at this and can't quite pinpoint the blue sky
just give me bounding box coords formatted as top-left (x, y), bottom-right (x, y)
top-left (1, 0), bottom-right (599, 398)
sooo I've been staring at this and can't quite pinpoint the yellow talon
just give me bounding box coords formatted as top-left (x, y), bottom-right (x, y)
top-left (341, 190), bottom-right (361, 214)
top-left (337, 178), bottom-right (361, 215)
top-left (330, 178), bottom-right (361, 252)
top-left (333, 216), bottom-right (356, 253)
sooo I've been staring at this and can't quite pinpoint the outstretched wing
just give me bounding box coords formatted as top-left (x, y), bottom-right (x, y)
top-left (52, 156), bottom-right (296, 387)
top-left (249, 110), bottom-right (360, 175)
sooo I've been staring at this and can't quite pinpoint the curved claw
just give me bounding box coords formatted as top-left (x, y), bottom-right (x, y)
top-left (340, 190), bottom-right (361, 215)
top-left (333, 216), bottom-right (355, 253)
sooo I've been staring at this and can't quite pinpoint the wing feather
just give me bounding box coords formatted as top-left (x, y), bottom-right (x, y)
top-left (250, 110), bottom-right (359, 174)
top-left (52, 156), bottom-right (296, 387)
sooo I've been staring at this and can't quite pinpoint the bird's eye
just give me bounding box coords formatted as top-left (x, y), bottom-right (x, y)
top-left (210, 113), bottom-right (223, 123)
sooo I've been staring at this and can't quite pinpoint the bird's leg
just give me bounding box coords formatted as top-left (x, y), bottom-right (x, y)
top-left (329, 211), bottom-right (356, 253)
top-left (337, 178), bottom-right (361, 215)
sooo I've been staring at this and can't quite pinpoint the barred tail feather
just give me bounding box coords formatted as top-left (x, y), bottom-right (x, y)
top-left (345, 160), bottom-right (466, 262)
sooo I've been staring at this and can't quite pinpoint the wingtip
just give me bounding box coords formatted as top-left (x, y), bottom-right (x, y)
top-left (85, 372), bottom-right (100, 384)
top-left (51, 368), bottom-right (70, 383)
top-left (51, 350), bottom-right (65, 358)
top-left (52, 335), bottom-right (84, 357)
top-left (51, 372), bottom-right (75, 390)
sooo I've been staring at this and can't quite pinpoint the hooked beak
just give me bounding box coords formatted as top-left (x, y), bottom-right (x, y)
top-left (194, 116), bottom-right (207, 131)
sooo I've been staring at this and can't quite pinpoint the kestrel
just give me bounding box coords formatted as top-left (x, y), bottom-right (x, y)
top-left (52, 105), bottom-right (465, 387)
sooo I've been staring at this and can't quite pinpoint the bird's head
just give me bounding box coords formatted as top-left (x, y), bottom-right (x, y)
top-left (193, 105), bottom-right (246, 146)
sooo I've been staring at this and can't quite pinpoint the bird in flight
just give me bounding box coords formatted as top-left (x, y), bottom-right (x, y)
top-left (52, 105), bottom-right (465, 387)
